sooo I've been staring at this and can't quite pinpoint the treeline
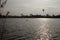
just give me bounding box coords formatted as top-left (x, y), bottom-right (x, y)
top-left (0, 14), bottom-right (60, 18)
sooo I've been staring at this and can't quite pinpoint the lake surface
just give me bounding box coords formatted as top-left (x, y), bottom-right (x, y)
top-left (0, 18), bottom-right (60, 40)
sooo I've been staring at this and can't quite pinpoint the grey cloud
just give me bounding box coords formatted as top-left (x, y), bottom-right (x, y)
top-left (4, 0), bottom-right (60, 15)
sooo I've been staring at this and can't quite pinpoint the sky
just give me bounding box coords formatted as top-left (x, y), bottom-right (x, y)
top-left (2, 0), bottom-right (60, 15)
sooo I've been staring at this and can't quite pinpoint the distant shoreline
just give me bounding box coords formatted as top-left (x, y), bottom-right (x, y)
top-left (0, 14), bottom-right (60, 18)
top-left (0, 17), bottom-right (60, 18)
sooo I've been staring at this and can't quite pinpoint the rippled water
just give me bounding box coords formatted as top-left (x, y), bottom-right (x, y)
top-left (0, 18), bottom-right (60, 40)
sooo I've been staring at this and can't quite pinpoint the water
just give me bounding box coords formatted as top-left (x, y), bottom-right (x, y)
top-left (0, 18), bottom-right (60, 40)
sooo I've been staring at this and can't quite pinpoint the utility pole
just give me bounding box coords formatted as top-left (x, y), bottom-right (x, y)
top-left (0, 0), bottom-right (1, 7)
top-left (1, 12), bottom-right (9, 40)
top-left (0, 0), bottom-right (8, 40)
top-left (0, 0), bottom-right (1, 14)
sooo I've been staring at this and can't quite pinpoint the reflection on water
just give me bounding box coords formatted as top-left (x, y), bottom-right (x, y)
top-left (0, 18), bottom-right (60, 40)
top-left (36, 18), bottom-right (52, 40)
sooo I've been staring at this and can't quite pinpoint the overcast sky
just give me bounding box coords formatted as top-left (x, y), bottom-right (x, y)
top-left (3, 0), bottom-right (60, 15)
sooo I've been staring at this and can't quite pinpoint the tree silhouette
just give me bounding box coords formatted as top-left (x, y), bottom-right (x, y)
top-left (6, 11), bottom-right (10, 16)
top-left (42, 9), bottom-right (45, 15)
top-left (30, 14), bottom-right (33, 16)
top-left (21, 13), bottom-right (24, 16)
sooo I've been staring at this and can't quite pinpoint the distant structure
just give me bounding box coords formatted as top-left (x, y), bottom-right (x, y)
top-left (42, 9), bottom-right (45, 12)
